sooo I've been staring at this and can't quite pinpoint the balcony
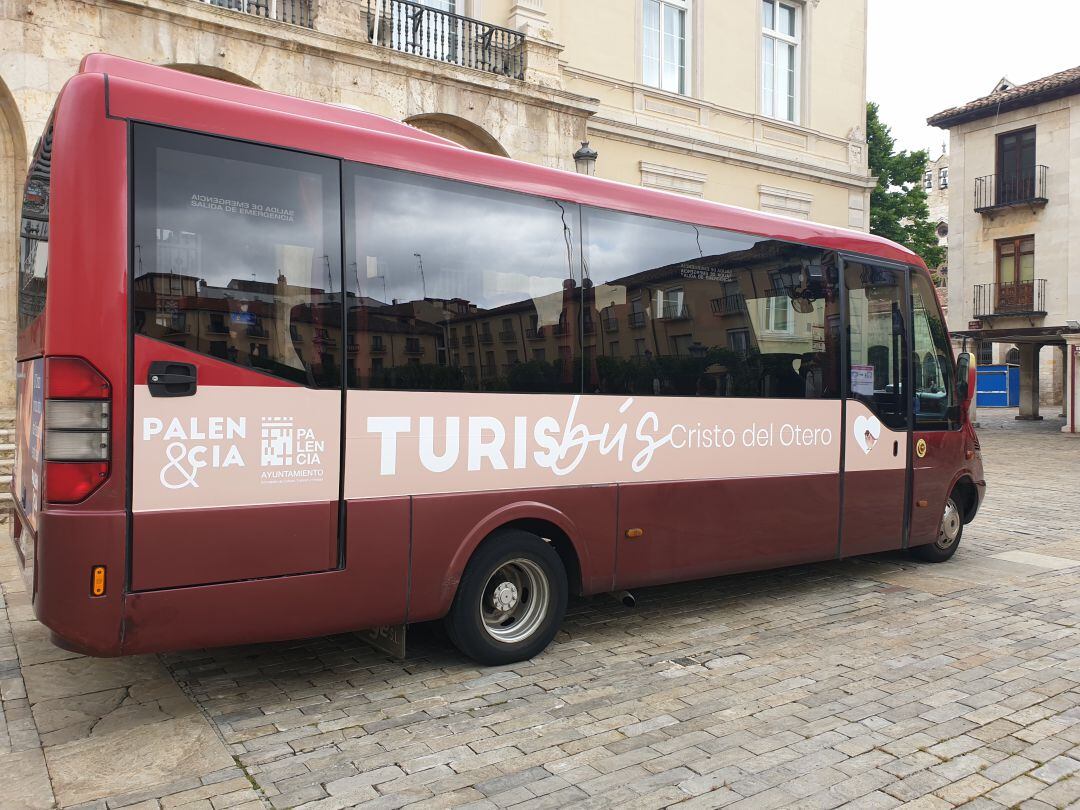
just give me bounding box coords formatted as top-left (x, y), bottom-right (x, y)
top-left (404, 342), bottom-right (425, 356)
top-left (478, 331), bottom-right (494, 345)
top-left (366, 0), bottom-right (524, 80)
top-left (203, 0), bottom-right (313, 28)
top-left (973, 280), bottom-right (1047, 318)
top-left (710, 293), bottom-right (746, 315)
top-left (974, 166), bottom-right (1048, 214)
top-left (658, 305), bottom-right (690, 321)
top-left (526, 327), bottom-right (544, 340)
top-left (628, 311), bottom-right (646, 329)
top-left (370, 342), bottom-right (387, 354)
top-left (499, 330), bottom-right (516, 344)
top-left (462, 334), bottom-right (476, 347)
top-left (602, 315), bottom-right (619, 333)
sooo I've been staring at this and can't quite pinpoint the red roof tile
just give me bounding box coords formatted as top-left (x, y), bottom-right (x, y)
top-left (928, 65), bottom-right (1080, 128)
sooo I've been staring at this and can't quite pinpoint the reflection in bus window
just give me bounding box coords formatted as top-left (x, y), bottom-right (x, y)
top-left (344, 164), bottom-right (842, 398)
top-left (582, 207), bottom-right (841, 399)
top-left (845, 262), bottom-right (908, 429)
top-left (346, 164), bottom-right (580, 393)
top-left (911, 272), bottom-right (956, 429)
top-left (132, 125), bottom-right (343, 387)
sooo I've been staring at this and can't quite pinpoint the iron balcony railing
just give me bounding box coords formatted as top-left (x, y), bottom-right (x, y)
top-left (974, 166), bottom-right (1048, 213)
top-left (710, 293), bottom-right (746, 315)
top-left (628, 311), bottom-right (646, 329)
top-left (602, 315), bottom-right (619, 333)
top-left (366, 0), bottom-right (525, 79)
top-left (972, 280), bottom-right (1046, 318)
top-left (203, 0), bottom-right (313, 27)
top-left (499, 330), bottom-right (516, 344)
top-left (658, 305), bottom-right (690, 321)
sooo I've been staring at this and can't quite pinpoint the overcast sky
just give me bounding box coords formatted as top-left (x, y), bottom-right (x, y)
top-left (867, 0), bottom-right (1080, 157)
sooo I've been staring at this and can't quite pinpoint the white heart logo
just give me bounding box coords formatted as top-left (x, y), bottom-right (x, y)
top-left (853, 414), bottom-right (881, 455)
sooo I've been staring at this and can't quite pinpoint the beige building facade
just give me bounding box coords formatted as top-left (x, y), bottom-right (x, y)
top-left (929, 67), bottom-right (1080, 432)
top-left (1, 0), bottom-right (873, 415)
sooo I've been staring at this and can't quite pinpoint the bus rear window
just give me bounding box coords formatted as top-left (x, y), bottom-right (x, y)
top-left (19, 127), bottom-right (52, 330)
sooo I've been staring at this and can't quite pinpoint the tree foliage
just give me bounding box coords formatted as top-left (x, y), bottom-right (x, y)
top-left (866, 101), bottom-right (946, 270)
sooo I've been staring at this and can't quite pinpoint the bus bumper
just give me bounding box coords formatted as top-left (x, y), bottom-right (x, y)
top-left (18, 505), bottom-right (127, 656)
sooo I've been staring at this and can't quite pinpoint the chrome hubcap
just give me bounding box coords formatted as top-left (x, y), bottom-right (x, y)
top-left (491, 581), bottom-right (519, 612)
top-left (480, 558), bottom-right (550, 644)
top-left (937, 498), bottom-right (961, 549)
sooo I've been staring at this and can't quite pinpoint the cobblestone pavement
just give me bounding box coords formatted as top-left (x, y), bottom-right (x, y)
top-left (2, 409), bottom-right (1079, 809)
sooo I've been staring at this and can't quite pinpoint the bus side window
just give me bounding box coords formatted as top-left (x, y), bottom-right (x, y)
top-left (844, 262), bottom-right (908, 430)
top-left (344, 164), bottom-right (579, 394)
top-left (581, 206), bottom-right (842, 400)
top-left (132, 125), bottom-right (343, 388)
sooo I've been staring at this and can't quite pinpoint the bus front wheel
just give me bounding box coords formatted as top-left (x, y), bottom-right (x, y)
top-left (912, 494), bottom-right (964, 563)
top-left (446, 529), bottom-right (568, 665)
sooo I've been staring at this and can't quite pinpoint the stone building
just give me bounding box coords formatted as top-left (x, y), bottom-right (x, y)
top-left (929, 67), bottom-right (1080, 432)
top-left (924, 151), bottom-right (949, 273)
top-left (1, 0), bottom-right (874, 421)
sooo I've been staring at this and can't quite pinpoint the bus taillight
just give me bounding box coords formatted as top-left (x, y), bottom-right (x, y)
top-left (43, 357), bottom-right (111, 504)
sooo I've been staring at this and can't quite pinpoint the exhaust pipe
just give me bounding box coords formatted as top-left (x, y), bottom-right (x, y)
top-left (612, 590), bottom-right (636, 608)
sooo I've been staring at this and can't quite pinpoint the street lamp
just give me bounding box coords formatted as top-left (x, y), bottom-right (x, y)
top-left (573, 140), bottom-right (598, 176)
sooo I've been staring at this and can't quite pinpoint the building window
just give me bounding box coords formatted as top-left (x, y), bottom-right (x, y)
top-left (924, 171), bottom-right (933, 190)
top-left (728, 328), bottom-right (750, 358)
top-left (997, 127), bottom-right (1036, 204)
top-left (656, 287), bottom-right (687, 319)
top-left (939, 167), bottom-right (949, 189)
top-left (977, 342), bottom-right (993, 366)
top-left (995, 236), bottom-right (1036, 312)
top-left (644, 0), bottom-right (689, 94)
top-left (761, 0), bottom-right (799, 122)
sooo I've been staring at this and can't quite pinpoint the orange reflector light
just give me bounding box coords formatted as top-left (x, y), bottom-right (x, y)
top-left (91, 565), bottom-right (106, 597)
top-left (625, 528), bottom-right (644, 539)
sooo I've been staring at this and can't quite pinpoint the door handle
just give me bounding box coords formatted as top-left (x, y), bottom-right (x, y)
top-left (148, 361), bottom-right (197, 397)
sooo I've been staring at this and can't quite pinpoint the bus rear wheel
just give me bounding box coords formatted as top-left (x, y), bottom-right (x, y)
top-left (446, 529), bottom-right (567, 665)
top-left (912, 494), bottom-right (964, 563)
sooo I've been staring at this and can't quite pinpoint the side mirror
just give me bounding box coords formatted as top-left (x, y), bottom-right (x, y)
top-left (956, 351), bottom-right (975, 409)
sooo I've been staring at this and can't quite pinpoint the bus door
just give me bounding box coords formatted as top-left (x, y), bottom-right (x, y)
top-left (908, 272), bottom-right (964, 546)
top-left (129, 125), bottom-right (344, 591)
top-left (841, 260), bottom-right (910, 557)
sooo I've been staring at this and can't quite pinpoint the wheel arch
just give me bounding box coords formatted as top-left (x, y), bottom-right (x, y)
top-left (437, 502), bottom-right (591, 619)
top-left (949, 473), bottom-right (980, 524)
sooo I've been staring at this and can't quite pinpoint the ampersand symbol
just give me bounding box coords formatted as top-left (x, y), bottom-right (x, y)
top-left (160, 442), bottom-right (202, 489)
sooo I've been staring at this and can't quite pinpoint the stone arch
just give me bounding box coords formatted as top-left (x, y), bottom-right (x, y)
top-left (0, 74), bottom-right (27, 410)
top-left (405, 113), bottom-right (509, 157)
top-left (162, 64), bottom-right (261, 88)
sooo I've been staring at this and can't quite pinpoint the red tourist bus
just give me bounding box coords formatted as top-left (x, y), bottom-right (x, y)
top-left (10, 56), bottom-right (984, 664)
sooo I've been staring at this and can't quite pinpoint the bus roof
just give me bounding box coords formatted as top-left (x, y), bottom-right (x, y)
top-left (78, 54), bottom-right (922, 269)
top-left (78, 54), bottom-right (463, 150)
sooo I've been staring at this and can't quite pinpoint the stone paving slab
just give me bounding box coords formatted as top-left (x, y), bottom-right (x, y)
top-left (0, 410), bottom-right (1079, 808)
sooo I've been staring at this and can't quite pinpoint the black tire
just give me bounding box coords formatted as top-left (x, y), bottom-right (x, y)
top-left (445, 528), bottom-right (567, 666)
top-left (911, 493), bottom-right (964, 563)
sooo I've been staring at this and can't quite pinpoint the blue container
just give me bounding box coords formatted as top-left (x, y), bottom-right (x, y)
top-left (976, 364), bottom-right (1019, 407)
